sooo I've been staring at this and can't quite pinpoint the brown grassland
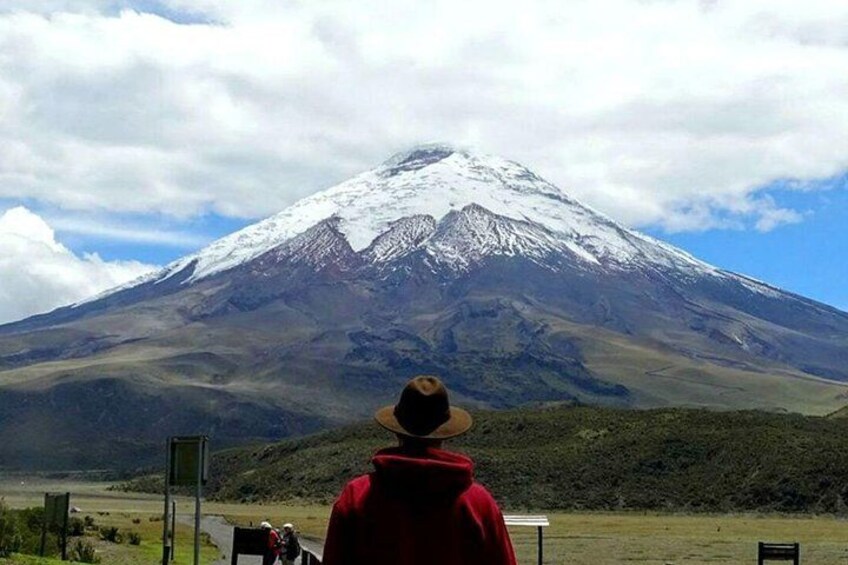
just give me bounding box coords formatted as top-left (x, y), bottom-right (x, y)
top-left (3, 479), bottom-right (848, 564)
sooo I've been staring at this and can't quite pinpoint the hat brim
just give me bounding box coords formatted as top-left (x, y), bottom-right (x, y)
top-left (374, 405), bottom-right (473, 439)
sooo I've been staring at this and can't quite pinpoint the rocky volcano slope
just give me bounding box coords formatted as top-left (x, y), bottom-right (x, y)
top-left (2, 144), bottom-right (847, 469)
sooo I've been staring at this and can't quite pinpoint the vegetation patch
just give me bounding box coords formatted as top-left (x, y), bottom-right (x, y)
top-left (120, 404), bottom-right (848, 513)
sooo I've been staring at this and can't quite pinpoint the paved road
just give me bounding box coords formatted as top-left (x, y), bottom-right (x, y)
top-left (178, 514), bottom-right (323, 565)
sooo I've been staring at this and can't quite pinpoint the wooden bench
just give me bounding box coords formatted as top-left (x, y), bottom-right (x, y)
top-left (758, 542), bottom-right (799, 565)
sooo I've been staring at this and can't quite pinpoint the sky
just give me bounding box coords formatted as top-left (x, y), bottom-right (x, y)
top-left (0, 0), bottom-right (847, 324)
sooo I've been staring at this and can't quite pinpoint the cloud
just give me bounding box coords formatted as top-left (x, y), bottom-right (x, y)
top-left (47, 214), bottom-right (213, 247)
top-left (0, 0), bottom-right (847, 232)
top-left (754, 206), bottom-right (804, 233)
top-left (0, 207), bottom-right (157, 325)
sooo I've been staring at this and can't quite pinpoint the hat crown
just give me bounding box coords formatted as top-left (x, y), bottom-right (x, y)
top-left (393, 376), bottom-right (451, 436)
top-left (374, 375), bottom-right (472, 439)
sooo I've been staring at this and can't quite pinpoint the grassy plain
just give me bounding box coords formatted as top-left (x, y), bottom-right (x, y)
top-left (220, 504), bottom-right (848, 564)
top-left (0, 478), bottom-right (218, 565)
top-left (5, 479), bottom-right (848, 564)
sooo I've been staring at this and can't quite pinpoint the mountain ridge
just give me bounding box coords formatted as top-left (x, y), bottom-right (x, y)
top-left (87, 144), bottom-right (721, 292)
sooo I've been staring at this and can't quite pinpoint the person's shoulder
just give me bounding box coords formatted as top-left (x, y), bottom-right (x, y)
top-left (462, 482), bottom-right (505, 511)
top-left (344, 473), bottom-right (373, 493)
top-left (333, 473), bottom-right (374, 509)
top-left (467, 481), bottom-right (497, 499)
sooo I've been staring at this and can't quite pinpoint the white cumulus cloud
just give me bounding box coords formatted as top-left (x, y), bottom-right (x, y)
top-left (0, 0), bottom-right (846, 232)
top-left (0, 206), bottom-right (157, 325)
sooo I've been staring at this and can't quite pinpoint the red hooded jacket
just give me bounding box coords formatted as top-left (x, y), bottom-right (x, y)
top-left (322, 446), bottom-right (516, 565)
top-left (266, 528), bottom-right (281, 558)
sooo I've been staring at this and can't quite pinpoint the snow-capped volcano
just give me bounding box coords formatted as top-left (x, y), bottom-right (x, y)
top-left (4, 144), bottom-right (848, 470)
top-left (147, 143), bottom-right (714, 287)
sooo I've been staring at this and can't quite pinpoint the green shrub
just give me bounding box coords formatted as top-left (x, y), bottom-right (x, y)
top-left (70, 538), bottom-right (100, 563)
top-left (83, 516), bottom-right (96, 530)
top-left (99, 526), bottom-right (122, 543)
top-left (68, 517), bottom-right (85, 536)
top-left (3, 506), bottom-right (48, 556)
top-left (127, 531), bottom-right (141, 545)
top-left (0, 500), bottom-right (23, 557)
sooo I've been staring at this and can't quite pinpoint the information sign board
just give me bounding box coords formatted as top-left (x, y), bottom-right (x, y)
top-left (230, 527), bottom-right (268, 564)
top-left (169, 436), bottom-right (208, 486)
top-left (163, 435), bottom-right (209, 565)
top-left (41, 492), bottom-right (70, 559)
top-left (44, 493), bottom-right (69, 527)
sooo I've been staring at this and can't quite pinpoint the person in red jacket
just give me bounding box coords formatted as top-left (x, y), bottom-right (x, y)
top-left (322, 375), bottom-right (517, 565)
top-left (260, 521), bottom-right (281, 565)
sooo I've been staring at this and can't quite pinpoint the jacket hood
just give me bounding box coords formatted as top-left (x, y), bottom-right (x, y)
top-left (371, 446), bottom-right (473, 498)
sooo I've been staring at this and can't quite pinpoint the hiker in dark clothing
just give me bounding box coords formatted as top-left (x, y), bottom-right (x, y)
top-left (280, 523), bottom-right (301, 564)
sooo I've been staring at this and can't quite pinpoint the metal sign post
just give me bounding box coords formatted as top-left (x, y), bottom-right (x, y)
top-left (163, 436), bottom-right (208, 565)
top-left (61, 498), bottom-right (69, 561)
top-left (39, 494), bottom-right (47, 558)
top-left (194, 442), bottom-right (203, 565)
top-left (162, 437), bottom-right (172, 565)
top-left (171, 499), bottom-right (176, 562)
top-left (504, 515), bottom-right (549, 565)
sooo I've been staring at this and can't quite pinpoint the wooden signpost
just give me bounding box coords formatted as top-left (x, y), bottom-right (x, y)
top-left (162, 436), bottom-right (209, 565)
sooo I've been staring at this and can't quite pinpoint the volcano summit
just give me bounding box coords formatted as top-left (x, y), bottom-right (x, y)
top-left (2, 145), bottom-right (847, 469)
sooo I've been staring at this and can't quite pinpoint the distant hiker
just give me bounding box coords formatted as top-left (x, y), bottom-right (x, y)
top-left (260, 521), bottom-right (281, 565)
top-left (322, 375), bottom-right (517, 565)
top-left (280, 523), bottom-right (301, 564)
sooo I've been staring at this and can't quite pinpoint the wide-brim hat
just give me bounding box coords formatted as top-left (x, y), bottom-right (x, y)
top-left (375, 375), bottom-right (472, 439)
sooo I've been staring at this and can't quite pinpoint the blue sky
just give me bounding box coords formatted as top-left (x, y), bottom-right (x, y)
top-left (1, 0), bottom-right (847, 323)
top-left (55, 213), bottom-right (244, 265)
top-left (647, 178), bottom-right (848, 311)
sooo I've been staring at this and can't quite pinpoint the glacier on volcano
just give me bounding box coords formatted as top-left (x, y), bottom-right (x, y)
top-left (81, 143), bottom-right (790, 305)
